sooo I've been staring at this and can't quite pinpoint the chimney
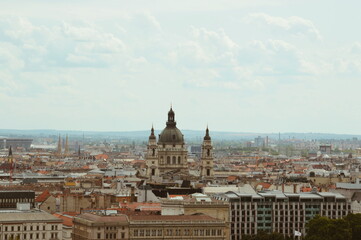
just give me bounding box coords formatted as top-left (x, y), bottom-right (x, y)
top-left (293, 184), bottom-right (297, 193)
top-left (282, 184), bottom-right (285, 193)
top-left (130, 186), bottom-right (136, 203)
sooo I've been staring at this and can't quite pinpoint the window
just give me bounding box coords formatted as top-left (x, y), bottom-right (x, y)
top-left (167, 156), bottom-right (170, 164)
top-left (172, 156), bottom-right (176, 164)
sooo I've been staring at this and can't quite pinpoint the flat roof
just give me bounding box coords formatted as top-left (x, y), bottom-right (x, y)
top-left (0, 210), bottom-right (62, 223)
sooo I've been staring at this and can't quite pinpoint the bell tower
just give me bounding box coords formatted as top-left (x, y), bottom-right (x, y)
top-left (146, 126), bottom-right (159, 178)
top-left (201, 127), bottom-right (214, 179)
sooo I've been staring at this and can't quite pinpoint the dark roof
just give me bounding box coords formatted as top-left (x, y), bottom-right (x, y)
top-left (351, 192), bottom-right (361, 201)
top-left (158, 126), bottom-right (184, 145)
top-left (158, 107), bottom-right (184, 145)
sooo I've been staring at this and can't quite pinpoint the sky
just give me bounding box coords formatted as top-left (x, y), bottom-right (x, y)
top-left (0, 0), bottom-right (361, 134)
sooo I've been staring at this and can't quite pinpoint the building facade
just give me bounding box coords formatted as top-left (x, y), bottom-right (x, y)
top-left (0, 191), bottom-right (35, 209)
top-left (72, 212), bottom-right (228, 240)
top-left (215, 190), bottom-right (351, 240)
top-left (200, 127), bottom-right (214, 179)
top-left (0, 138), bottom-right (33, 150)
top-left (0, 209), bottom-right (62, 240)
top-left (146, 108), bottom-right (214, 180)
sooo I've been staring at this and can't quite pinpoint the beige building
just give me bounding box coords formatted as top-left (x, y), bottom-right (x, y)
top-left (0, 208), bottom-right (62, 240)
top-left (200, 127), bottom-right (214, 179)
top-left (146, 108), bottom-right (214, 181)
top-left (73, 212), bottom-right (228, 240)
top-left (146, 108), bottom-right (188, 180)
top-left (72, 213), bottom-right (128, 240)
top-left (161, 193), bottom-right (229, 222)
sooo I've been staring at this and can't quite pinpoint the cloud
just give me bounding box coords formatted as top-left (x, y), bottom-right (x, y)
top-left (0, 42), bottom-right (24, 70)
top-left (245, 13), bottom-right (322, 40)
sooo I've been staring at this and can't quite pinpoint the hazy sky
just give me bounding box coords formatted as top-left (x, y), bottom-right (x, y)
top-left (1, 0), bottom-right (361, 134)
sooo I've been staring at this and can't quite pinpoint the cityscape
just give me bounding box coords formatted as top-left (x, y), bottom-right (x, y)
top-left (1, 1), bottom-right (361, 240)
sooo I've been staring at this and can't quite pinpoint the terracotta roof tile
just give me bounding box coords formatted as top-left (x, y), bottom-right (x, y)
top-left (53, 213), bottom-right (73, 227)
top-left (35, 190), bottom-right (51, 202)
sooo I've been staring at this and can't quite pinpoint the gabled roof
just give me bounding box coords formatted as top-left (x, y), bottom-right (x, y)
top-left (35, 190), bottom-right (51, 203)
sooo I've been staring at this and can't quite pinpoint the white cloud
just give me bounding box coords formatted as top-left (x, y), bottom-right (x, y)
top-left (0, 42), bottom-right (24, 70)
top-left (245, 13), bottom-right (322, 40)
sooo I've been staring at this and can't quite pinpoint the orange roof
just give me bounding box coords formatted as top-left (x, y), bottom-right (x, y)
top-left (35, 190), bottom-right (51, 202)
top-left (227, 175), bottom-right (238, 182)
top-left (62, 212), bottom-right (80, 216)
top-left (95, 154), bottom-right (109, 160)
top-left (169, 195), bottom-right (188, 198)
top-left (257, 182), bottom-right (271, 189)
top-left (53, 213), bottom-right (73, 227)
top-left (301, 187), bottom-right (312, 192)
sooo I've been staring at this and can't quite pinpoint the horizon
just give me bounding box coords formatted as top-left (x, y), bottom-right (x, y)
top-left (1, 127), bottom-right (361, 138)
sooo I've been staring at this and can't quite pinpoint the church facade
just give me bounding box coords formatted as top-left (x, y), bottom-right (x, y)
top-left (145, 108), bottom-right (214, 180)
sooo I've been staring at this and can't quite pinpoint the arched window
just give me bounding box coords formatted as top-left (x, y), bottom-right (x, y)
top-left (152, 149), bottom-right (155, 156)
top-left (178, 156), bottom-right (181, 164)
top-left (207, 149), bottom-right (210, 157)
top-left (167, 156), bottom-right (170, 164)
top-left (172, 156), bottom-right (176, 164)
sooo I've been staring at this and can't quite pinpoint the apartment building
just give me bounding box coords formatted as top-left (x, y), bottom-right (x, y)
top-left (215, 190), bottom-right (351, 240)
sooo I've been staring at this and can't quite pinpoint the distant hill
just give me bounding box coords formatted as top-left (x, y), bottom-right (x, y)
top-left (0, 129), bottom-right (360, 141)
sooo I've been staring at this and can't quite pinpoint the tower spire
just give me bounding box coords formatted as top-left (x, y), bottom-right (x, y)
top-left (166, 107), bottom-right (176, 127)
top-left (8, 146), bottom-right (12, 157)
top-left (64, 134), bottom-right (69, 156)
top-left (57, 134), bottom-right (62, 156)
top-left (149, 125), bottom-right (156, 139)
top-left (204, 126), bottom-right (211, 140)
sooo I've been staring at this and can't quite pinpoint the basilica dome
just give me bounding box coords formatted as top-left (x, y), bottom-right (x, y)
top-left (158, 108), bottom-right (184, 145)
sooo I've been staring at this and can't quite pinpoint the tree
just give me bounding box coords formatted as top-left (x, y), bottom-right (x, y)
top-left (306, 215), bottom-right (332, 240)
top-left (344, 213), bottom-right (361, 240)
top-left (306, 214), bottom-right (356, 240)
